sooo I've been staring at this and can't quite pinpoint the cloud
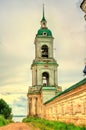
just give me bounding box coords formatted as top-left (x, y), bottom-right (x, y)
top-left (12, 96), bottom-right (27, 108)
top-left (0, 93), bottom-right (27, 115)
top-left (11, 95), bottom-right (27, 115)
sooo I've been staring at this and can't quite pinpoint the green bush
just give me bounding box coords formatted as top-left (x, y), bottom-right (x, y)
top-left (0, 115), bottom-right (9, 126)
top-left (22, 117), bottom-right (86, 130)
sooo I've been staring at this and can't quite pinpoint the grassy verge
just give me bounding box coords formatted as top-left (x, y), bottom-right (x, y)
top-left (22, 116), bottom-right (86, 130)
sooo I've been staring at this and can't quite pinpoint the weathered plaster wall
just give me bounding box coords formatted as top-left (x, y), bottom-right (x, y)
top-left (41, 88), bottom-right (57, 103)
top-left (27, 94), bottom-right (42, 117)
top-left (42, 79), bottom-right (86, 126)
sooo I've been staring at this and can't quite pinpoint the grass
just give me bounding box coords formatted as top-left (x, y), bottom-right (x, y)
top-left (0, 114), bottom-right (13, 127)
top-left (22, 116), bottom-right (86, 130)
top-left (0, 115), bottom-right (10, 126)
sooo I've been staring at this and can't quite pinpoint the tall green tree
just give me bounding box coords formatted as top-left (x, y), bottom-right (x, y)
top-left (0, 99), bottom-right (12, 119)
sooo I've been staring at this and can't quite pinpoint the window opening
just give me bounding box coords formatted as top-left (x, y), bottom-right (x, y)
top-left (42, 72), bottom-right (49, 86)
top-left (43, 32), bottom-right (47, 36)
top-left (41, 45), bottom-right (48, 58)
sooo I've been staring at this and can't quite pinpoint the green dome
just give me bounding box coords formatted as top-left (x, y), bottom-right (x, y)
top-left (37, 28), bottom-right (52, 37)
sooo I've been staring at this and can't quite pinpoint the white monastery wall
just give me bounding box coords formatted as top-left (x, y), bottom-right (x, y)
top-left (42, 79), bottom-right (86, 126)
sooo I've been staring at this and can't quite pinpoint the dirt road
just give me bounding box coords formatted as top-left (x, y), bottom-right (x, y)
top-left (0, 122), bottom-right (39, 130)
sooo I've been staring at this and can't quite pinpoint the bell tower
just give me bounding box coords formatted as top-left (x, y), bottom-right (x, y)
top-left (27, 5), bottom-right (62, 117)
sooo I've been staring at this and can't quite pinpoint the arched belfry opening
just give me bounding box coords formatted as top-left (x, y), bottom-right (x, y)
top-left (42, 72), bottom-right (49, 86)
top-left (41, 45), bottom-right (48, 58)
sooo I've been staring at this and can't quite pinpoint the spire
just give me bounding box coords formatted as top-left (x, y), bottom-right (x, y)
top-left (41, 4), bottom-right (46, 21)
top-left (41, 4), bottom-right (47, 28)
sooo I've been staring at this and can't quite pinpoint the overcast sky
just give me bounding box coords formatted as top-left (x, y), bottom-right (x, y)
top-left (0, 0), bottom-right (86, 120)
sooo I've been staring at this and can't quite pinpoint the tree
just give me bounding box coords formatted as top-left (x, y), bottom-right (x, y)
top-left (0, 99), bottom-right (12, 119)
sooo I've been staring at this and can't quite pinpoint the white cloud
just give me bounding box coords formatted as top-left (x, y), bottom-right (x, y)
top-left (0, 93), bottom-right (27, 120)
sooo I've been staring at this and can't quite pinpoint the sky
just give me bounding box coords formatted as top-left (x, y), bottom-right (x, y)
top-left (0, 0), bottom-right (86, 120)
